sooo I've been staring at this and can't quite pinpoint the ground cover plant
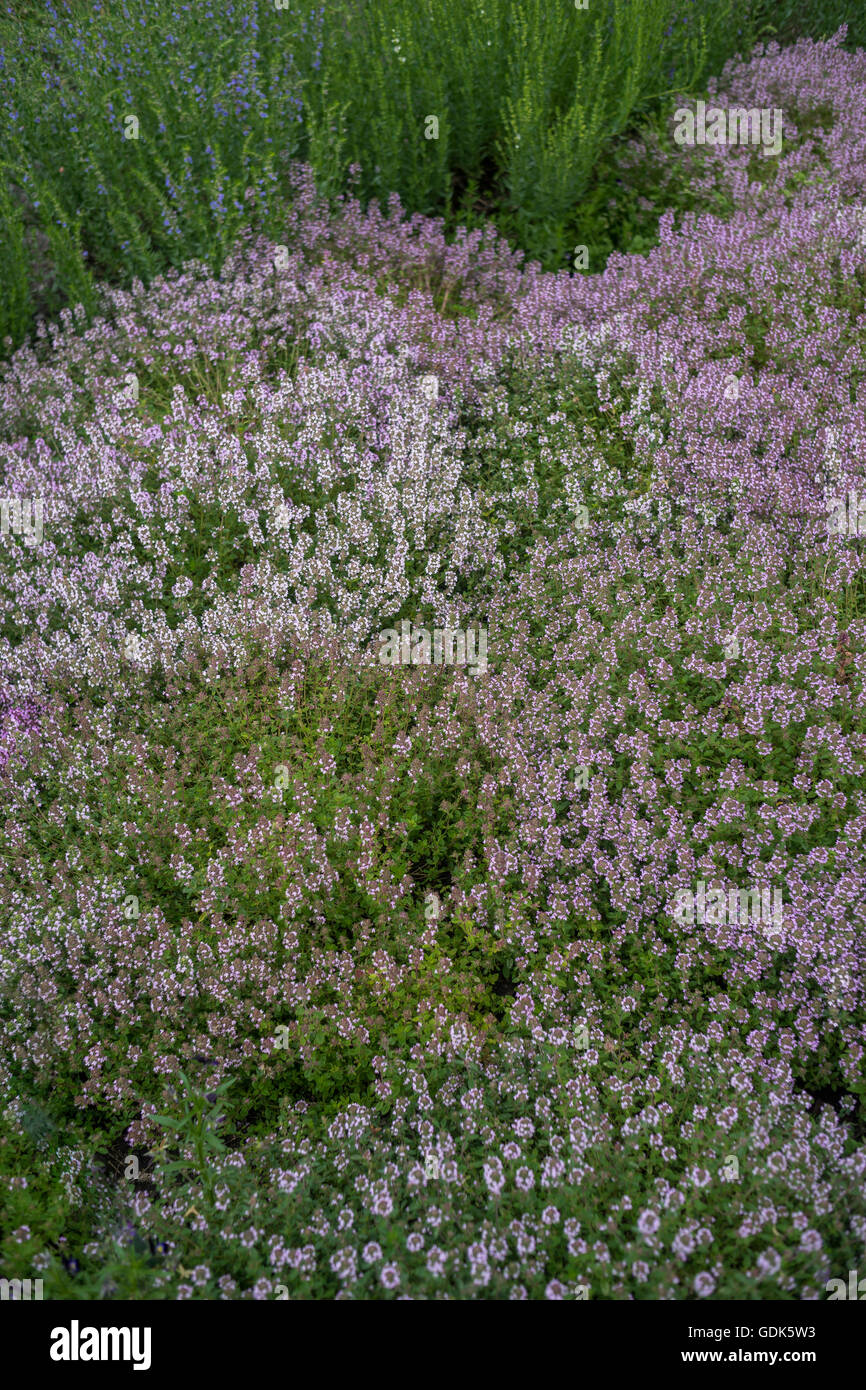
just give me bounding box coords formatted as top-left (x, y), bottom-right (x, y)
top-left (0, 29), bottom-right (865, 1300)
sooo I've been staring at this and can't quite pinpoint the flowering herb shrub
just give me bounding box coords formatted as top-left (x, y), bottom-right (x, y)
top-left (1, 32), bottom-right (865, 1300)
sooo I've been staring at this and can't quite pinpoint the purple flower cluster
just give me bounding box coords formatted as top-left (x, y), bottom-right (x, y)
top-left (0, 684), bottom-right (39, 773)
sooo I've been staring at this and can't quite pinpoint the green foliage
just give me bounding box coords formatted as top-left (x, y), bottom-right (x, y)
top-left (0, 176), bottom-right (32, 347)
top-left (748, 0), bottom-right (866, 51)
top-left (0, 0), bottom-right (309, 348)
top-left (153, 1072), bottom-right (235, 1203)
top-left (0, 1099), bottom-right (118, 1291)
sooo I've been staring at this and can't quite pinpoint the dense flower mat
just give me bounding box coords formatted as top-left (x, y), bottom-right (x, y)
top-left (0, 32), bottom-right (864, 1299)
